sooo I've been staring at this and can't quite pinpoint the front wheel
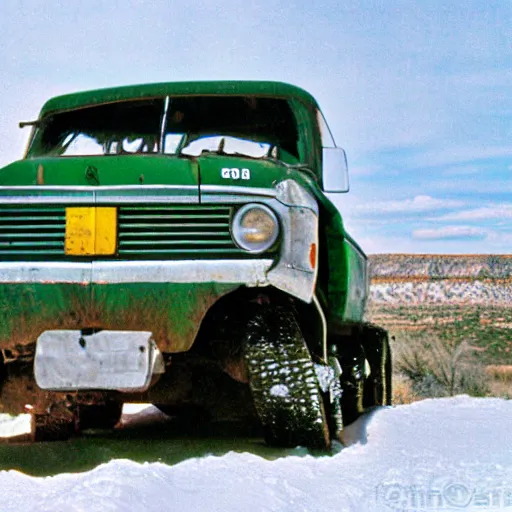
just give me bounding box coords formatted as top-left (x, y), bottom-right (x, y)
top-left (243, 304), bottom-right (331, 449)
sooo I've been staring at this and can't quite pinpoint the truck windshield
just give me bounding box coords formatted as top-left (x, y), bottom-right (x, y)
top-left (30, 96), bottom-right (300, 164)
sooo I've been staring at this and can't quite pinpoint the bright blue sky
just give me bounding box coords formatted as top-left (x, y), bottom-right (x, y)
top-left (0, 0), bottom-right (510, 254)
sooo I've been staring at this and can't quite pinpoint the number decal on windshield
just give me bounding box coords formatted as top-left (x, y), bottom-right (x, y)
top-left (221, 168), bottom-right (251, 180)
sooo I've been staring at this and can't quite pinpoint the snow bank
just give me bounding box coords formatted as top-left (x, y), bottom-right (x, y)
top-left (1, 397), bottom-right (512, 511)
top-left (0, 413), bottom-right (31, 438)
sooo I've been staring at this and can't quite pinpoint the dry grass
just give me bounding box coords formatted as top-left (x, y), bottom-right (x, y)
top-left (393, 333), bottom-right (490, 398)
top-left (367, 254), bottom-right (512, 400)
top-left (485, 366), bottom-right (512, 398)
top-left (485, 365), bottom-right (512, 382)
top-left (488, 378), bottom-right (512, 399)
top-left (387, 337), bottom-right (512, 401)
top-left (392, 374), bottom-right (421, 405)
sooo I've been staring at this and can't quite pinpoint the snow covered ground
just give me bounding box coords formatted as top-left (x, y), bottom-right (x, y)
top-left (1, 397), bottom-right (512, 512)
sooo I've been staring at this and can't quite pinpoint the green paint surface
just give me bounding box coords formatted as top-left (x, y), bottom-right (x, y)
top-left (0, 155), bottom-right (199, 188)
top-left (92, 282), bottom-right (238, 352)
top-left (0, 284), bottom-right (91, 349)
top-left (0, 282), bottom-right (237, 352)
top-left (197, 154), bottom-right (302, 190)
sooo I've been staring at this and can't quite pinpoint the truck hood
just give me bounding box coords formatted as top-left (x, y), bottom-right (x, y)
top-left (0, 154), bottom-right (310, 201)
top-left (0, 155), bottom-right (199, 189)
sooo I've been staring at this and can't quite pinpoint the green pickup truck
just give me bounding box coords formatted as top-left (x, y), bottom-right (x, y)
top-left (0, 81), bottom-right (391, 447)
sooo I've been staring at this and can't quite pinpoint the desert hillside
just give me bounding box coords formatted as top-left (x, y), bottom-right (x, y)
top-left (368, 254), bottom-right (511, 305)
top-left (369, 254), bottom-right (512, 279)
top-left (366, 254), bottom-right (512, 376)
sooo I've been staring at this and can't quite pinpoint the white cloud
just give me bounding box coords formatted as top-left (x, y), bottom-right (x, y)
top-left (355, 195), bottom-right (464, 216)
top-left (429, 179), bottom-right (512, 195)
top-left (405, 146), bottom-right (512, 169)
top-left (355, 230), bottom-right (509, 254)
top-left (485, 230), bottom-right (512, 247)
top-left (413, 226), bottom-right (487, 240)
top-left (434, 204), bottom-right (512, 221)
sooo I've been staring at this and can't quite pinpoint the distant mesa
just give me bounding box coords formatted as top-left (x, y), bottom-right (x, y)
top-left (368, 254), bottom-right (511, 306)
top-left (369, 254), bottom-right (512, 280)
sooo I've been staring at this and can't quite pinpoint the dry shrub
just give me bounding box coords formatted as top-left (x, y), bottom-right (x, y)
top-left (392, 374), bottom-right (421, 404)
top-left (394, 333), bottom-right (490, 398)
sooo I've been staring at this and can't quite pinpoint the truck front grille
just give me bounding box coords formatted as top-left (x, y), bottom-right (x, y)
top-left (0, 206), bottom-right (66, 258)
top-left (0, 204), bottom-right (253, 261)
top-left (117, 205), bottom-right (244, 259)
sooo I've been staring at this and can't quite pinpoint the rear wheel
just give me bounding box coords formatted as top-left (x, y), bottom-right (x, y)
top-left (336, 342), bottom-right (366, 426)
top-left (31, 414), bottom-right (75, 442)
top-left (75, 401), bottom-right (123, 431)
top-left (31, 402), bottom-right (76, 442)
top-left (362, 325), bottom-right (392, 407)
top-left (31, 399), bottom-right (123, 441)
top-left (244, 305), bottom-right (330, 449)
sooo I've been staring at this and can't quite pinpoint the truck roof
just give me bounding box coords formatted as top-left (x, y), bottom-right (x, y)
top-left (40, 81), bottom-right (320, 116)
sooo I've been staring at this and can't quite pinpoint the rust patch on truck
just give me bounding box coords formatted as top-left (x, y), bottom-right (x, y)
top-left (36, 164), bottom-right (44, 185)
top-left (88, 283), bottom-right (239, 353)
top-left (0, 288), bottom-right (91, 350)
top-left (0, 283), bottom-right (238, 353)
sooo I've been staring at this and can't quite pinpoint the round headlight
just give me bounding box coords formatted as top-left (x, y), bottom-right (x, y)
top-left (231, 204), bottom-right (279, 253)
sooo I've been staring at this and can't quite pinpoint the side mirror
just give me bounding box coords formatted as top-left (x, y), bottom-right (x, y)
top-left (322, 147), bottom-right (349, 193)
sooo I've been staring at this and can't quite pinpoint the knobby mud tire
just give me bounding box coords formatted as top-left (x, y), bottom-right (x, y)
top-left (321, 359), bottom-right (344, 444)
top-left (383, 338), bottom-right (392, 406)
top-left (243, 305), bottom-right (330, 449)
top-left (335, 340), bottom-right (366, 426)
top-left (362, 325), bottom-right (392, 408)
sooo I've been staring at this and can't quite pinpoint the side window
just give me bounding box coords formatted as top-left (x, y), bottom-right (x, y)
top-left (60, 133), bottom-right (103, 156)
top-left (316, 110), bottom-right (336, 148)
top-left (164, 134), bottom-right (183, 154)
